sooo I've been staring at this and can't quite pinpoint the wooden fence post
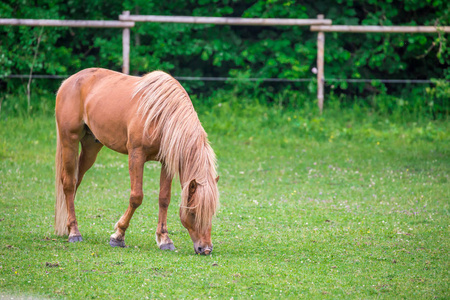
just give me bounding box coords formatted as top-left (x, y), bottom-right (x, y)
top-left (317, 15), bottom-right (325, 114)
top-left (122, 11), bottom-right (130, 74)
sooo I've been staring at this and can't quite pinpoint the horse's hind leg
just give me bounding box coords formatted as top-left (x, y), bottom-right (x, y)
top-left (60, 129), bottom-right (102, 243)
top-left (77, 134), bottom-right (103, 190)
top-left (155, 164), bottom-right (175, 250)
top-left (110, 148), bottom-right (145, 247)
top-left (59, 130), bottom-right (84, 242)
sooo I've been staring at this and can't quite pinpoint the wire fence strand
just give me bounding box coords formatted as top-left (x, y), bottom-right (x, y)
top-left (1, 74), bottom-right (446, 84)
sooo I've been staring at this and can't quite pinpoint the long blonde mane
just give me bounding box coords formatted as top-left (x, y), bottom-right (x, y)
top-left (134, 71), bottom-right (219, 232)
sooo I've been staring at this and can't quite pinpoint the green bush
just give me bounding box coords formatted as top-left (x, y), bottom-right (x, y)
top-left (1, 0), bottom-right (448, 106)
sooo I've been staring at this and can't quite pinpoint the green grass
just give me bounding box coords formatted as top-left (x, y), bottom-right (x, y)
top-left (0, 99), bottom-right (449, 299)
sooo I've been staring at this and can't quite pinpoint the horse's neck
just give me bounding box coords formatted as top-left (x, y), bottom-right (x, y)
top-left (178, 144), bottom-right (208, 186)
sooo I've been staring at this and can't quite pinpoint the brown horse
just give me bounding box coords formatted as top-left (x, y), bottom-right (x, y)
top-left (54, 68), bottom-right (219, 255)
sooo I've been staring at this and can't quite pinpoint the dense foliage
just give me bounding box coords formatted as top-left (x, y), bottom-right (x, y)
top-left (0, 0), bottom-right (449, 112)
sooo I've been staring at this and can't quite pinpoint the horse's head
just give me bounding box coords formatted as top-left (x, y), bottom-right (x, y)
top-left (180, 176), bottom-right (219, 255)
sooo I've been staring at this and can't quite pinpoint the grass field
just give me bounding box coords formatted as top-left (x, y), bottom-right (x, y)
top-left (0, 100), bottom-right (449, 299)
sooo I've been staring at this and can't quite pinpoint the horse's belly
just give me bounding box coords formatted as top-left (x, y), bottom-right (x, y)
top-left (87, 119), bottom-right (128, 154)
top-left (84, 100), bottom-right (131, 155)
top-left (97, 131), bottom-right (129, 154)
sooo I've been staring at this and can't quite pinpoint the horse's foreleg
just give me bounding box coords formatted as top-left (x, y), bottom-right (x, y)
top-left (155, 164), bottom-right (175, 251)
top-left (110, 149), bottom-right (145, 248)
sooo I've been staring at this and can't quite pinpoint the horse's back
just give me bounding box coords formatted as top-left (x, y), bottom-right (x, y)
top-left (57, 68), bottom-right (138, 104)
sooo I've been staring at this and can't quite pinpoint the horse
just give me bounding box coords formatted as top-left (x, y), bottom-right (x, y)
top-left (54, 68), bottom-right (219, 255)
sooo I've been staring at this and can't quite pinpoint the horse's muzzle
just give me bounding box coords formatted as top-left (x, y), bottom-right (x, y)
top-left (195, 244), bottom-right (213, 255)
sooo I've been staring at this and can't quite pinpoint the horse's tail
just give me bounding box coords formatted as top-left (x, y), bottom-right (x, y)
top-left (54, 124), bottom-right (69, 236)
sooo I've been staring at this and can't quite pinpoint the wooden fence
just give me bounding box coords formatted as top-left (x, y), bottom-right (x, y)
top-left (0, 17), bottom-right (135, 75)
top-left (310, 24), bottom-right (449, 112)
top-left (0, 18), bottom-right (134, 28)
top-left (1, 13), bottom-right (449, 113)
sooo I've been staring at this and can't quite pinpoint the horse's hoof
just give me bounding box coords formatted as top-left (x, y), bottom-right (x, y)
top-left (68, 235), bottom-right (83, 243)
top-left (159, 243), bottom-right (176, 251)
top-left (109, 237), bottom-right (126, 248)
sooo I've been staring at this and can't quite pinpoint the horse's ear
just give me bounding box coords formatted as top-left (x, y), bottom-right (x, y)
top-left (215, 176), bottom-right (220, 183)
top-left (189, 179), bottom-right (197, 196)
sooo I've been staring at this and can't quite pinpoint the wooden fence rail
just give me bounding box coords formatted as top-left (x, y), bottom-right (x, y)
top-left (311, 25), bottom-right (450, 33)
top-left (119, 14), bottom-right (332, 26)
top-left (0, 18), bottom-right (134, 28)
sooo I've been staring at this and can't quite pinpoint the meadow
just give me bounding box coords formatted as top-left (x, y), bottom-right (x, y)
top-left (0, 96), bottom-right (449, 299)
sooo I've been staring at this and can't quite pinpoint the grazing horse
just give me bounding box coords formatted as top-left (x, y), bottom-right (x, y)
top-left (54, 68), bottom-right (219, 255)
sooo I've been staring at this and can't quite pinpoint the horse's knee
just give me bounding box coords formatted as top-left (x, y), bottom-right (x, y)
top-left (159, 197), bottom-right (170, 209)
top-left (130, 190), bottom-right (143, 208)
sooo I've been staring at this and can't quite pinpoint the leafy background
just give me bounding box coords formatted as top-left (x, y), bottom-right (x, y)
top-left (0, 0), bottom-right (449, 110)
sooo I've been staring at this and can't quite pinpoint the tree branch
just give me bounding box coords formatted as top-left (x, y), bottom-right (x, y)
top-left (27, 27), bottom-right (44, 113)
